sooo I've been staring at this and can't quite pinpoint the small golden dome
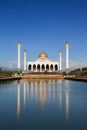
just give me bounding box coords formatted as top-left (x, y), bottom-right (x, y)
top-left (39, 52), bottom-right (48, 58)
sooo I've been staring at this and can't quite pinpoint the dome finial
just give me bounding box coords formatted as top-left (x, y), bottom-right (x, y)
top-left (39, 52), bottom-right (48, 58)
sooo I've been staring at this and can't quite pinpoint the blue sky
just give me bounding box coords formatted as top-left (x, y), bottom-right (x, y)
top-left (0, 0), bottom-right (87, 69)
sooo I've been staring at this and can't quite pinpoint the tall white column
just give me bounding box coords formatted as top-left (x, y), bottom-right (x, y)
top-left (59, 50), bottom-right (62, 72)
top-left (17, 41), bottom-right (21, 72)
top-left (24, 50), bottom-right (27, 71)
top-left (36, 64), bottom-right (37, 72)
top-left (66, 41), bottom-right (69, 72)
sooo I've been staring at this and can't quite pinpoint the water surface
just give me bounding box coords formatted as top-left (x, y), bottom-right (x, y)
top-left (0, 79), bottom-right (87, 130)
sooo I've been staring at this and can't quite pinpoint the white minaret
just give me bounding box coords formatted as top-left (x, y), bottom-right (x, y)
top-left (59, 50), bottom-right (62, 72)
top-left (17, 41), bottom-right (21, 72)
top-left (24, 50), bottom-right (27, 71)
top-left (66, 41), bottom-right (69, 73)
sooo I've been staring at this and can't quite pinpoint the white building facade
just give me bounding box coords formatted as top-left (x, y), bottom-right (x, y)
top-left (27, 52), bottom-right (59, 72)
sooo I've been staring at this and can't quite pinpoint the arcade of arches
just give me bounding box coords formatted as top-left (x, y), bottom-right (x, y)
top-left (28, 64), bottom-right (58, 72)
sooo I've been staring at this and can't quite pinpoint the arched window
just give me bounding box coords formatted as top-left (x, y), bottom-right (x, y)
top-left (28, 64), bottom-right (31, 70)
top-left (46, 64), bottom-right (49, 71)
top-left (50, 64), bottom-right (53, 71)
top-left (55, 64), bottom-right (58, 71)
top-left (42, 64), bottom-right (45, 71)
top-left (37, 64), bottom-right (40, 71)
top-left (33, 64), bottom-right (36, 71)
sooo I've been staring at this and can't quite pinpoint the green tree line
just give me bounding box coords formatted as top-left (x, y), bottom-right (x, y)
top-left (0, 69), bottom-right (15, 77)
top-left (69, 67), bottom-right (87, 76)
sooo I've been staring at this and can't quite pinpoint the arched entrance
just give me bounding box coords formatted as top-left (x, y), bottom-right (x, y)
top-left (37, 64), bottom-right (40, 72)
top-left (33, 64), bottom-right (36, 71)
top-left (42, 64), bottom-right (45, 72)
top-left (55, 64), bottom-right (58, 71)
top-left (46, 64), bottom-right (49, 71)
top-left (28, 64), bottom-right (31, 71)
top-left (50, 64), bottom-right (53, 72)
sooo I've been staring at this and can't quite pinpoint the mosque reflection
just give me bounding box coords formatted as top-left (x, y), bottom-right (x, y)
top-left (17, 80), bottom-right (20, 118)
top-left (17, 79), bottom-right (70, 120)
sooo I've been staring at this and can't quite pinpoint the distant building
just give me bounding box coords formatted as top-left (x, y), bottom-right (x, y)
top-left (17, 41), bottom-right (70, 73)
top-left (27, 52), bottom-right (59, 72)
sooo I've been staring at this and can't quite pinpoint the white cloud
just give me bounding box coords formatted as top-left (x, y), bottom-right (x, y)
top-left (69, 60), bottom-right (87, 70)
top-left (6, 61), bottom-right (17, 70)
top-left (3, 61), bottom-right (23, 70)
top-left (62, 59), bottom-right (87, 71)
top-left (1, 59), bottom-right (87, 71)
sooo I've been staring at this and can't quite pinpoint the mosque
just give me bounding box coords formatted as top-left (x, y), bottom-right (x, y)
top-left (17, 41), bottom-right (69, 73)
top-left (27, 52), bottom-right (59, 72)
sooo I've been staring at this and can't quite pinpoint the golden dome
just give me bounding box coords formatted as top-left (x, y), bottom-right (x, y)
top-left (39, 52), bottom-right (48, 58)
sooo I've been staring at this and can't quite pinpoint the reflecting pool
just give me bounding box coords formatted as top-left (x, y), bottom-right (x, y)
top-left (0, 79), bottom-right (87, 130)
